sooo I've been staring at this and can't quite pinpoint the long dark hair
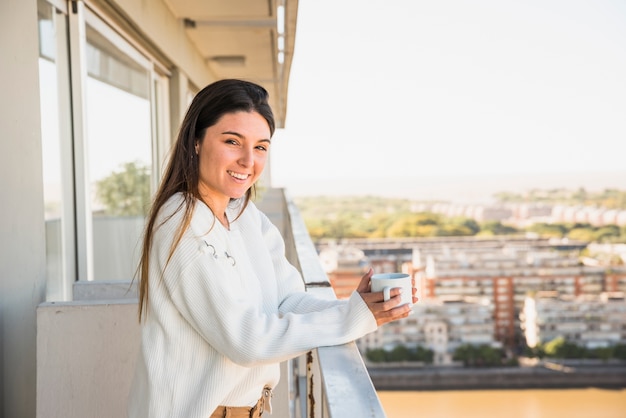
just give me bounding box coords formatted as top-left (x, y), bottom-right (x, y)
top-left (137, 79), bottom-right (275, 321)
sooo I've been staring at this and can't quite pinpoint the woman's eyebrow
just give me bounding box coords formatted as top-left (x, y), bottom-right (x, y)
top-left (221, 130), bottom-right (244, 137)
top-left (222, 131), bottom-right (271, 143)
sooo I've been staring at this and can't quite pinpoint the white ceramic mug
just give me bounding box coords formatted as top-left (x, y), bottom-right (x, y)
top-left (370, 273), bottom-right (413, 307)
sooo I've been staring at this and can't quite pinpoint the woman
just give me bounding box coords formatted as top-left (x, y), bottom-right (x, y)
top-left (128, 79), bottom-right (415, 417)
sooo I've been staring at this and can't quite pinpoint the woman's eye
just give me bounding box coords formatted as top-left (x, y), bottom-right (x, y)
top-left (225, 139), bottom-right (238, 145)
top-left (256, 145), bottom-right (268, 152)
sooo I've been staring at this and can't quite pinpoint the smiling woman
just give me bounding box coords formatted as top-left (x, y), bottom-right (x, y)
top-left (195, 111), bottom-right (272, 229)
top-left (128, 79), bottom-right (417, 418)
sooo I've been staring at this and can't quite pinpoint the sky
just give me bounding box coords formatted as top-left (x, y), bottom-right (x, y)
top-left (269, 0), bottom-right (626, 201)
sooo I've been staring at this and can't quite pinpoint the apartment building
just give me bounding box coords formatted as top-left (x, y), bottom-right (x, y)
top-left (423, 202), bottom-right (626, 227)
top-left (320, 237), bottom-right (626, 349)
top-left (357, 295), bottom-right (499, 366)
top-left (521, 291), bottom-right (626, 349)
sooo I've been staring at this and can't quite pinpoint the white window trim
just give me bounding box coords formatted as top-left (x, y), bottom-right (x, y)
top-left (68, 1), bottom-right (94, 281)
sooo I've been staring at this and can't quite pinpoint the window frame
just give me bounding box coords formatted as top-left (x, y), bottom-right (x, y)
top-left (38, 0), bottom-right (75, 300)
top-left (44, 0), bottom-right (171, 288)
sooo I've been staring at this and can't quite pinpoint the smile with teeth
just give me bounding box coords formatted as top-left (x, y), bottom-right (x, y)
top-left (228, 170), bottom-right (249, 180)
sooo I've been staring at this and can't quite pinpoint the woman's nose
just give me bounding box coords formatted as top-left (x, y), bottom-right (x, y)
top-left (238, 147), bottom-right (254, 167)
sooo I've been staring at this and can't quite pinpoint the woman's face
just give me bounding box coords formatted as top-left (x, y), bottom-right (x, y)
top-left (196, 111), bottom-right (271, 209)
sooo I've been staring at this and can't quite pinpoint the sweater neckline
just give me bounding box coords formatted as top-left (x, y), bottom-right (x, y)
top-left (194, 197), bottom-right (242, 234)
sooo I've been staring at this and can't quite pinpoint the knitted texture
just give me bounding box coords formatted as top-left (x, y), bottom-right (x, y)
top-left (128, 194), bottom-right (378, 417)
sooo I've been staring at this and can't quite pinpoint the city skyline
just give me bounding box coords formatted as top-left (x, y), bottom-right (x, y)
top-left (270, 0), bottom-right (626, 200)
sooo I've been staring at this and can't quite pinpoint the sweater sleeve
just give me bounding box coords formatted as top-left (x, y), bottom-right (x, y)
top-left (164, 206), bottom-right (377, 368)
top-left (169, 255), bottom-right (377, 367)
top-left (257, 209), bottom-right (352, 315)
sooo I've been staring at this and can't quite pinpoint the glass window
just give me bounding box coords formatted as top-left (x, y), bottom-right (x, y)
top-left (39, 0), bottom-right (169, 291)
top-left (84, 20), bottom-right (153, 281)
top-left (38, 0), bottom-right (74, 300)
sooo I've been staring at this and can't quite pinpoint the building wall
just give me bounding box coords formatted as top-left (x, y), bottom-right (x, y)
top-left (0, 1), bottom-right (217, 415)
top-left (0, 0), bottom-right (47, 416)
top-left (358, 297), bottom-right (498, 366)
top-left (522, 292), bottom-right (626, 349)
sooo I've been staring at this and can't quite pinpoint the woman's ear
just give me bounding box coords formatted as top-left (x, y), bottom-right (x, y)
top-left (194, 142), bottom-right (199, 155)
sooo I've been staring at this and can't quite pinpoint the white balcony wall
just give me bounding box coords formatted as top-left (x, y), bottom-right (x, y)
top-left (36, 300), bottom-right (140, 417)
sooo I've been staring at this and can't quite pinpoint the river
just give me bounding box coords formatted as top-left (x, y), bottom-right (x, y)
top-left (377, 388), bottom-right (626, 418)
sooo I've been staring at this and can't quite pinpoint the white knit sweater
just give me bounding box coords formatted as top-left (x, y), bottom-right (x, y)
top-left (127, 194), bottom-right (378, 417)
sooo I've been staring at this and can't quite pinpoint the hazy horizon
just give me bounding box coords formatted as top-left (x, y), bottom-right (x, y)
top-left (274, 169), bottom-right (626, 204)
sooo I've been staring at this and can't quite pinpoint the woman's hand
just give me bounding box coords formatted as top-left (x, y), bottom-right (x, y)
top-left (356, 268), bottom-right (418, 327)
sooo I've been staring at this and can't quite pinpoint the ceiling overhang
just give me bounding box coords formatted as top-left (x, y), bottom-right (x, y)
top-left (163, 0), bottom-right (298, 128)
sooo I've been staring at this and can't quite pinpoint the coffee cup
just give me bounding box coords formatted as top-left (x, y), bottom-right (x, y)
top-left (370, 273), bottom-right (413, 307)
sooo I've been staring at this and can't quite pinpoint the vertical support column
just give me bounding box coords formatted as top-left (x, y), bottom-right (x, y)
top-left (297, 355), bottom-right (307, 418)
top-left (273, 361), bottom-right (292, 418)
top-left (0, 0), bottom-right (47, 416)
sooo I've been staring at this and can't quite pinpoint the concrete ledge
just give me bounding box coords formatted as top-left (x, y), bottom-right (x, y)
top-left (73, 280), bottom-right (138, 300)
top-left (318, 343), bottom-right (386, 417)
top-left (37, 300), bottom-right (140, 418)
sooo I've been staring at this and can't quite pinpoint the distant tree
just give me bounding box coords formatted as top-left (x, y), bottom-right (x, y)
top-left (303, 218), bottom-right (333, 239)
top-left (543, 337), bottom-right (588, 358)
top-left (613, 344), bottom-right (626, 360)
top-left (436, 217), bottom-right (479, 236)
top-left (491, 187), bottom-right (626, 209)
top-left (364, 345), bottom-right (435, 363)
top-left (599, 189), bottom-right (626, 209)
top-left (589, 347), bottom-right (613, 361)
top-left (96, 161), bottom-right (151, 216)
top-left (387, 345), bottom-right (412, 362)
top-left (458, 218), bottom-right (481, 235)
top-left (412, 346), bottom-right (435, 364)
top-left (478, 345), bottom-right (504, 366)
top-left (535, 339), bottom-right (626, 360)
top-left (527, 222), bottom-right (567, 238)
top-left (386, 212), bottom-right (442, 237)
top-left (543, 336), bottom-right (565, 357)
top-left (453, 344), bottom-right (475, 366)
top-left (386, 213), bottom-right (438, 238)
top-left (453, 344), bottom-right (504, 367)
top-left (478, 221), bottom-right (519, 236)
top-left (567, 227), bottom-right (595, 242)
top-left (328, 216), bottom-right (352, 239)
top-left (365, 348), bottom-right (387, 363)
top-left (593, 225), bottom-right (621, 242)
top-left (298, 191), bottom-right (626, 241)
top-left (385, 214), bottom-right (422, 237)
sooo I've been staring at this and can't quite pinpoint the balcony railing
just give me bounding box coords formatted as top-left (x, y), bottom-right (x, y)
top-left (260, 188), bottom-right (387, 418)
top-left (36, 188), bottom-right (386, 417)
